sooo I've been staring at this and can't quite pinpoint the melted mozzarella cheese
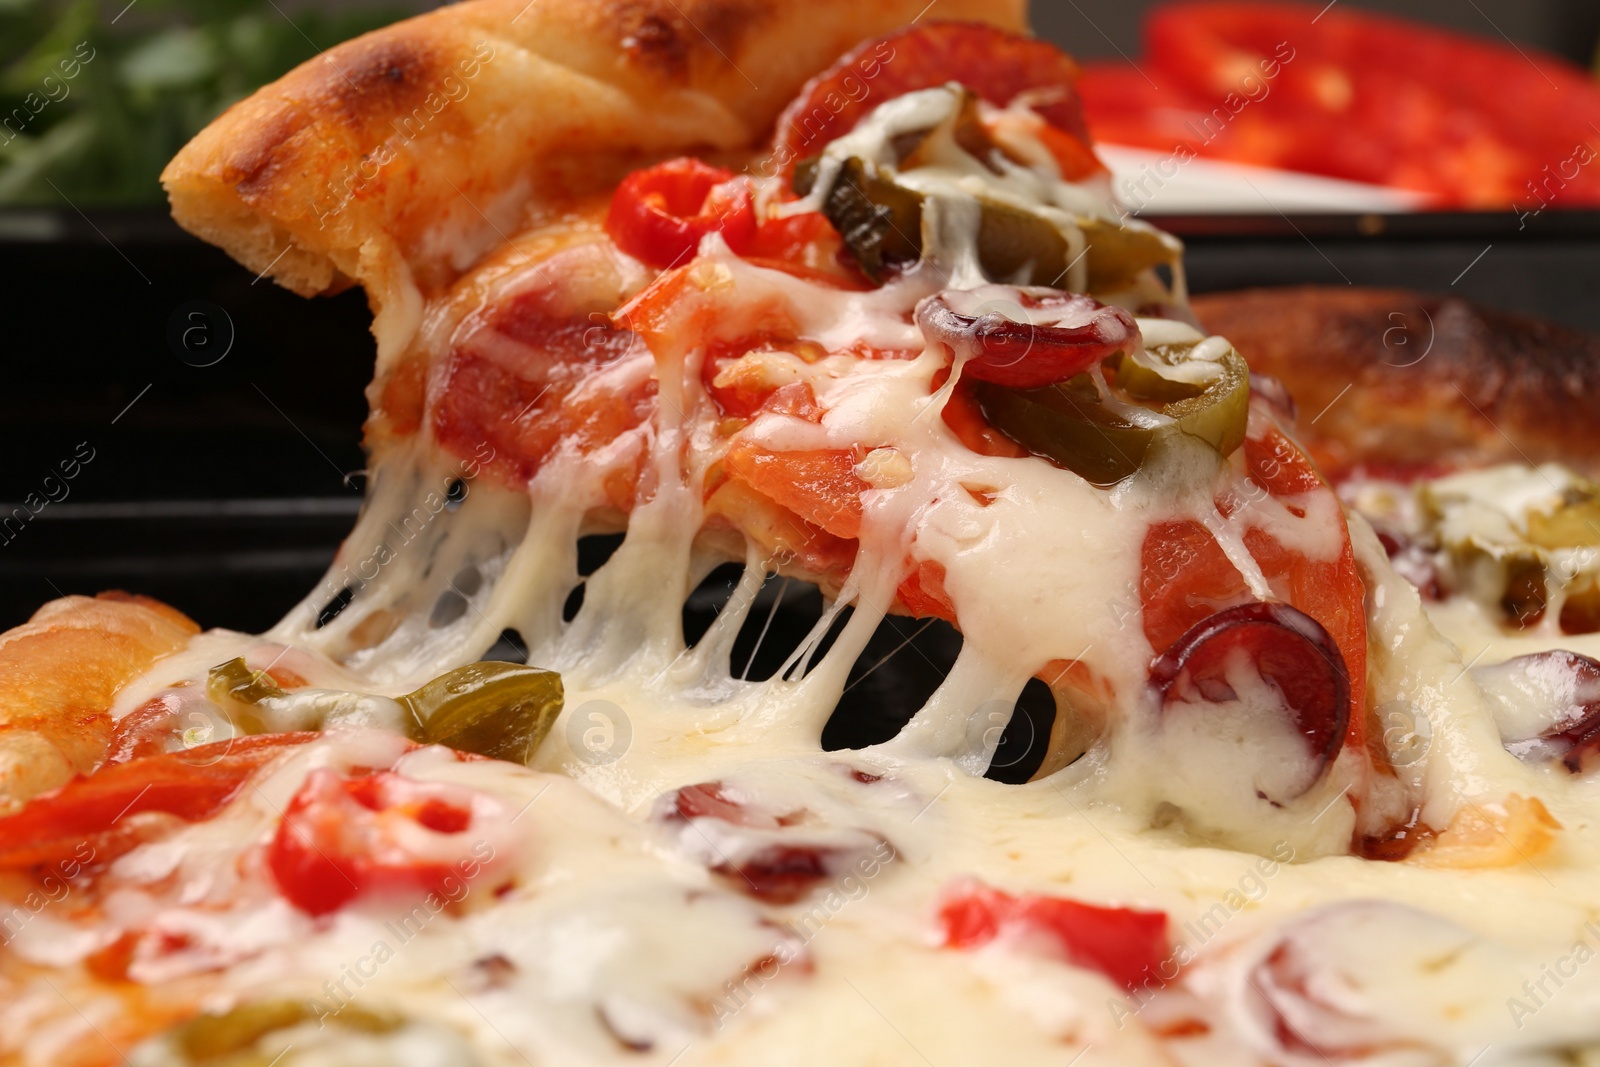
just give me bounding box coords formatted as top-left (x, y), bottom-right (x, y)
top-left (17, 87), bottom-right (1600, 1067)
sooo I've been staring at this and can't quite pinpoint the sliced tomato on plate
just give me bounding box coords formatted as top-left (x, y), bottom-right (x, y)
top-left (1085, 2), bottom-right (1600, 208)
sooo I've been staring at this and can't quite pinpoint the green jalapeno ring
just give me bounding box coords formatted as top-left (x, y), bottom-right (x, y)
top-left (399, 661), bottom-right (565, 766)
top-left (202, 659), bottom-right (565, 765)
top-left (204, 658), bottom-right (281, 737)
top-left (794, 151), bottom-right (1177, 291)
top-left (976, 345), bottom-right (1250, 488)
top-left (171, 1000), bottom-right (402, 1064)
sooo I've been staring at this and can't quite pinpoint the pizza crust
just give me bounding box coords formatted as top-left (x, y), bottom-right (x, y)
top-left (1193, 286), bottom-right (1600, 478)
top-left (0, 593), bottom-right (197, 807)
top-left (160, 0), bottom-right (1024, 314)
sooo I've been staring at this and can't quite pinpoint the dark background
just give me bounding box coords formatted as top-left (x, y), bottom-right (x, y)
top-left (1034, 0), bottom-right (1600, 67)
top-left (2, 0), bottom-right (1599, 634)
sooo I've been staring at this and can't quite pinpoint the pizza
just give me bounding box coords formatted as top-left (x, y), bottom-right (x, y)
top-left (2, 1), bottom-right (1599, 1064)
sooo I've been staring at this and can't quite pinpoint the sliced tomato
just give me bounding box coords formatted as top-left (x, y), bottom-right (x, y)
top-left (702, 474), bottom-right (859, 578)
top-left (1088, 2), bottom-right (1600, 208)
top-left (939, 881), bottom-right (1169, 992)
top-left (772, 22), bottom-right (1093, 178)
top-left (605, 158), bottom-right (757, 268)
top-left (268, 768), bottom-right (500, 917)
top-left (0, 734), bottom-right (317, 870)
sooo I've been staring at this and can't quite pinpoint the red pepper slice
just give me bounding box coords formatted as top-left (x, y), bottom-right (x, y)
top-left (939, 881), bottom-right (1170, 992)
top-left (770, 22), bottom-right (1096, 180)
top-left (268, 768), bottom-right (499, 917)
top-left (605, 157), bottom-right (757, 269)
top-left (0, 733), bottom-right (318, 869)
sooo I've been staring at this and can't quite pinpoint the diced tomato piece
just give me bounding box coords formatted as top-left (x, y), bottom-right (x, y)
top-left (702, 475), bottom-right (859, 580)
top-left (772, 22), bottom-right (1093, 178)
top-left (722, 441), bottom-right (868, 541)
top-left (939, 881), bottom-right (1169, 992)
top-left (744, 211), bottom-right (865, 281)
top-left (897, 559), bottom-right (956, 622)
top-left (605, 158), bottom-right (757, 269)
top-left (0, 734), bottom-right (318, 870)
top-left (268, 769), bottom-right (500, 917)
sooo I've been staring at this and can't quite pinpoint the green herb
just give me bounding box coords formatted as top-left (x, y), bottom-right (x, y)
top-left (0, 0), bottom-right (408, 205)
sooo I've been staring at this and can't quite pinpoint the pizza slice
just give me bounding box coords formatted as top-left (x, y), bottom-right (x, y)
top-left (0, 2), bottom-right (1597, 1065)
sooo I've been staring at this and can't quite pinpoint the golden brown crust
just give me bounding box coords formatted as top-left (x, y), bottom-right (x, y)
top-left (0, 593), bottom-right (198, 807)
top-left (161, 0), bottom-right (1024, 303)
top-left (1193, 286), bottom-right (1600, 478)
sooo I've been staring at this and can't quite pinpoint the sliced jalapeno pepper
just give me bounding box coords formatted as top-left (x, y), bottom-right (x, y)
top-left (207, 658), bottom-right (286, 706)
top-left (795, 155), bottom-right (1176, 289)
top-left (976, 342), bottom-right (1249, 487)
top-left (205, 659), bottom-right (564, 764)
top-left (205, 658), bottom-right (280, 736)
top-left (399, 661), bottom-right (564, 765)
top-left (171, 1000), bottom-right (401, 1063)
top-left (1076, 216), bottom-right (1182, 294)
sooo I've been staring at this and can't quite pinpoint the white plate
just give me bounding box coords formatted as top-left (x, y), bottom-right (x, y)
top-left (1097, 143), bottom-right (1435, 216)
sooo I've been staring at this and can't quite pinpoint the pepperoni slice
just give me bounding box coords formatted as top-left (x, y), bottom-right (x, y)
top-left (771, 22), bottom-right (1093, 178)
top-left (1150, 602), bottom-right (1350, 792)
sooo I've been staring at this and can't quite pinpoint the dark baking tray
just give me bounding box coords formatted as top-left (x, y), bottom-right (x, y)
top-left (1, 205), bottom-right (1595, 769)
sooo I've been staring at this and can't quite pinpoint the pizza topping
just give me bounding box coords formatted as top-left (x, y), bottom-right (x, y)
top-left (772, 22), bottom-right (1096, 178)
top-left (1473, 650), bottom-right (1600, 772)
top-left (400, 661), bottom-right (564, 764)
top-left (791, 85), bottom-right (1177, 291)
top-left (605, 157), bottom-right (757, 269)
top-left (1151, 602), bottom-right (1349, 802)
top-left (1231, 902), bottom-right (1530, 1061)
top-left (938, 880), bottom-right (1169, 992)
top-left (660, 781), bottom-right (895, 904)
top-left (207, 657), bottom-right (412, 736)
top-left (973, 330), bottom-right (1248, 487)
top-left (1349, 463), bottom-right (1600, 633)
top-left (130, 1001), bottom-right (479, 1067)
top-left (916, 285), bottom-right (1139, 389)
top-left (0, 733), bottom-right (317, 870)
top-left (267, 766), bottom-right (512, 916)
top-left (201, 659), bottom-right (563, 764)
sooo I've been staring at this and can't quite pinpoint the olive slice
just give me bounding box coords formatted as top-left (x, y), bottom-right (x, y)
top-left (1150, 602), bottom-right (1350, 796)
